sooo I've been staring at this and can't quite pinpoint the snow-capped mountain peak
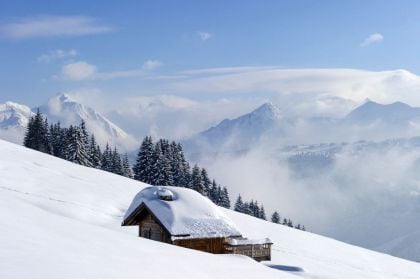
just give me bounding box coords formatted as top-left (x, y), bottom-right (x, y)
top-left (40, 93), bottom-right (138, 151)
top-left (0, 101), bottom-right (34, 144)
top-left (345, 100), bottom-right (420, 124)
top-left (251, 102), bottom-right (282, 120)
top-left (0, 101), bottom-right (34, 128)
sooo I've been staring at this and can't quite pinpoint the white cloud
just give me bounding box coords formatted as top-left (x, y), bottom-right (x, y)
top-left (168, 67), bottom-right (420, 112)
top-left (142, 60), bottom-right (162, 70)
top-left (360, 33), bottom-right (384, 47)
top-left (0, 15), bottom-right (113, 39)
top-left (37, 49), bottom-right (78, 63)
top-left (61, 61), bottom-right (97, 81)
top-left (59, 59), bottom-right (162, 81)
top-left (197, 31), bottom-right (212, 41)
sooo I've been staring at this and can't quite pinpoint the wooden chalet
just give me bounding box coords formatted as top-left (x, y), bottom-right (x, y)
top-left (122, 186), bottom-right (272, 261)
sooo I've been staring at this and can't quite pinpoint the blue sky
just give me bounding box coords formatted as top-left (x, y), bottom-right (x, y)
top-left (1, 0), bottom-right (420, 106)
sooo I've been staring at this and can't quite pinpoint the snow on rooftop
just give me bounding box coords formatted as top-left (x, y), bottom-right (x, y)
top-left (123, 186), bottom-right (242, 238)
top-left (228, 238), bottom-right (273, 246)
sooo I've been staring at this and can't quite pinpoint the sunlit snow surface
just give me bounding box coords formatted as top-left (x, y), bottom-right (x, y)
top-left (0, 139), bottom-right (419, 279)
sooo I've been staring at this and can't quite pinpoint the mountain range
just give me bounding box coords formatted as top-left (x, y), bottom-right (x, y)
top-left (0, 93), bottom-right (138, 152)
top-left (185, 99), bottom-right (420, 160)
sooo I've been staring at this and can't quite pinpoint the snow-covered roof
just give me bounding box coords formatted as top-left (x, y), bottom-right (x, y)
top-left (122, 186), bottom-right (242, 239)
top-left (228, 238), bottom-right (273, 246)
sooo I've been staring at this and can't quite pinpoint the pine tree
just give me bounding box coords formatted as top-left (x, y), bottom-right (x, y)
top-left (191, 165), bottom-right (204, 194)
top-left (234, 195), bottom-right (244, 213)
top-left (49, 122), bottom-right (65, 158)
top-left (122, 153), bottom-right (133, 178)
top-left (101, 143), bottom-right (113, 172)
top-left (271, 211), bottom-right (280, 223)
top-left (200, 168), bottom-right (211, 196)
top-left (287, 219), bottom-right (293, 227)
top-left (220, 186), bottom-right (231, 208)
top-left (209, 179), bottom-right (218, 203)
top-left (89, 135), bottom-right (101, 168)
top-left (152, 141), bottom-right (173, 185)
top-left (64, 125), bottom-right (92, 166)
top-left (133, 136), bottom-right (154, 184)
top-left (259, 205), bottom-right (266, 220)
top-left (23, 109), bottom-right (50, 153)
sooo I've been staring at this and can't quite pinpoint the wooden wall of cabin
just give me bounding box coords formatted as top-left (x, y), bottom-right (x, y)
top-left (173, 237), bottom-right (226, 254)
top-left (138, 212), bottom-right (171, 243)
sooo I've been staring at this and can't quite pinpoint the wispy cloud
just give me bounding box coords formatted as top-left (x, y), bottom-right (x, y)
top-left (59, 59), bottom-right (162, 81)
top-left (61, 61), bottom-right (97, 81)
top-left (142, 60), bottom-right (162, 70)
top-left (37, 49), bottom-right (78, 63)
top-left (0, 15), bottom-right (113, 39)
top-left (360, 33), bottom-right (384, 47)
top-left (167, 66), bottom-right (420, 111)
top-left (197, 31), bottom-right (212, 41)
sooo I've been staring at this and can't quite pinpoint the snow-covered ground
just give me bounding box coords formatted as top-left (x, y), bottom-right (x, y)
top-left (0, 139), bottom-right (419, 279)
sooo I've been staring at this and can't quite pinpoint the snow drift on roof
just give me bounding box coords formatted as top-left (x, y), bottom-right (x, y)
top-left (228, 238), bottom-right (273, 246)
top-left (123, 186), bottom-right (242, 238)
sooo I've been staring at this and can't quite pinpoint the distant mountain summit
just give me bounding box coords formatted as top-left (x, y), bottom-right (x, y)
top-left (39, 93), bottom-right (138, 151)
top-left (184, 102), bottom-right (284, 158)
top-left (345, 100), bottom-right (420, 125)
top-left (0, 101), bottom-right (34, 129)
top-left (0, 101), bottom-right (34, 144)
top-left (0, 94), bottom-right (138, 151)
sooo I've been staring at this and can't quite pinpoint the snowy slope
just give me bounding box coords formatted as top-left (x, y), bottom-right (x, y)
top-left (39, 94), bottom-right (138, 151)
top-left (0, 139), bottom-right (419, 279)
top-left (0, 101), bottom-right (34, 144)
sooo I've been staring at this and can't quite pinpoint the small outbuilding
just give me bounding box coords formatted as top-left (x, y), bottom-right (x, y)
top-left (122, 186), bottom-right (272, 261)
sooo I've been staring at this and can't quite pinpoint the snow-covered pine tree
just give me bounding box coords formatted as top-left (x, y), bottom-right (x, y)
top-left (101, 143), bottom-right (113, 172)
top-left (122, 153), bottom-right (133, 178)
top-left (200, 168), bottom-right (211, 196)
top-left (133, 136), bottom-right (154, 184)
top-left (209, 179), bottom-right (218, 203)
top-left (152, 141), bottom-right (173, 185)
top-left (88, 135), bottom-right (101, 168)
top-left (243, 202), bottom-right (251, 215)
top-left (191, 165), bottom-right (204, 194)
top-left (43, 117), bottom-right (52, 154)
top-left (220, 186), bottom-right (231, 209)
top-left (179, 155), bottom-right (192, 187)
top-left (111, 147), bottom-right (124, 175)
top-left (49, 122), bottom-right (66, 158)
top-left (23, 109), bottom-right (50, 153)
top-left (168, 142), bottom-right (179, 184)
top-left (259, 205), bottom-right (266, 220)
top-left (64, 125), bottom-right (92, 167)
top-left (271, 211), bottom-right (280, 223)
top-left (234, 194), bottom-right (244, 213)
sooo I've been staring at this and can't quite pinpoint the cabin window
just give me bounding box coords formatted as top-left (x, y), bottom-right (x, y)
top-left (142, 228), bottom-right (152, 239)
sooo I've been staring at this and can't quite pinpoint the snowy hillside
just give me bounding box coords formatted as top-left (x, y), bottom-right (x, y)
top-left (0, 101), bottom-right (34, 144)
top-left (0, 139), bottom-right (419, 279)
